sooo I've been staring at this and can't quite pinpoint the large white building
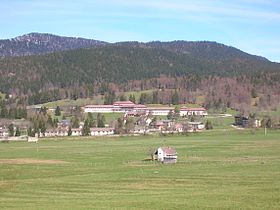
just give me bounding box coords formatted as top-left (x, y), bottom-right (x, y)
top-left (180, 107), bottom-right (208, 117)
top-left (84, 101), bottom-right (207, 116)
top-left (84, 105), bottom-right (114, 113)
top-left (148, 107), bottom-right (174, 116)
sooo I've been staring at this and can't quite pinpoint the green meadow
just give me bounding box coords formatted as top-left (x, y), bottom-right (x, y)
top-left (0, 130), bottom-right (279, 209)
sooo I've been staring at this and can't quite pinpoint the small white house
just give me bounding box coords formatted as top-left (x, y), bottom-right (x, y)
top-left (154, 147), bottom-right (177, 164)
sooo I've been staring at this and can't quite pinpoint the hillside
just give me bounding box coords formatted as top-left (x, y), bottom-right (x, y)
top-left (0, 33), bottom-right (279, 106)
top-left (0, 43), bottom-right (279, 93)
top-left (0, 33), bottom-right (107, 57)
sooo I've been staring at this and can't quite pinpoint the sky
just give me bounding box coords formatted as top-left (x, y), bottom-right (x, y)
top-left (1, 0), bottom-right (280, 62)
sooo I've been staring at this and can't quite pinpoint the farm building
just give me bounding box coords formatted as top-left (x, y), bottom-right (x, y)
top-left (154, 147), bottom-right (177, 164)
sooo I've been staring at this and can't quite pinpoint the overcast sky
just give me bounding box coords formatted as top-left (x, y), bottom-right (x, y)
top-left (1, 0), bottom-right (280, 62)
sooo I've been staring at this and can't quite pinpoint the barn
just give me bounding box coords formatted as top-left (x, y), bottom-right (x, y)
top-left (154, 147), bottom-right (177, 164)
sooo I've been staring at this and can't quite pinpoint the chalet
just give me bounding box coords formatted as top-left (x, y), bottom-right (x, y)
top-left (90, 127), bottom-right (114, 136)
top-left (154, 147), bottom-right (177, 164)
top-left (180, 107), bottom-right (207, 117)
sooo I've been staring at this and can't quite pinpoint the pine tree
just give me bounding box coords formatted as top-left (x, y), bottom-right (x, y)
top-left (97, 113), bottom-right (105, 127)
top-left (82, 119), bottom-right (90, 136)
top-left (68, 127), bottom-right (72, 136)
top-left (8, 124), bottom-right (14, 136)
top-left (205, 120), bottom-right (213, 130)
top-left (171, 91), bottom-right (179, 105)
top-left (55, 106), bottom-right (61, 116)
top-left (129, 94), bottom-right (136, 103)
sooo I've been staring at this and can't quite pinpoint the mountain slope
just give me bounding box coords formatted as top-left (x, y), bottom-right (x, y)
top-left (0, 33), bottom-right (107, 57)
top-left (0, 43), bottom-right (279, 95)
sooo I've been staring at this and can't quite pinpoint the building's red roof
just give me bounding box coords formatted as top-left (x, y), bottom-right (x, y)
top-left (160, 147), bottom-right (177, 155)
top-left (155, 121), bottom-right (165, 126)
top-left (84, 105), bottom-right (114, 108)
top-left (175, 123), bottom-right (183, 129)
top-left (148, 107), bottom-right (174, 110)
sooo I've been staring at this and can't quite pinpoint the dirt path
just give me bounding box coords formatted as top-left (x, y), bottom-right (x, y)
top-left (0, 158), bottom-right (68, 164)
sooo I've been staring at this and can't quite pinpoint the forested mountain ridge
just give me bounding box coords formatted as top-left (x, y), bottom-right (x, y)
top-left (118, 40), bottom-right (268, 62)
top-left (0, 33), bottom-right (107, 57)
top-left (0, 43), bottom-right (279, 93)
top-left (0, 33), bottom-right (279, 106)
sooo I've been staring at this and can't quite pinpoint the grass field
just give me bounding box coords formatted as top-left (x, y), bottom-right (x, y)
top-left (0, 130), bottom-right (279, 209)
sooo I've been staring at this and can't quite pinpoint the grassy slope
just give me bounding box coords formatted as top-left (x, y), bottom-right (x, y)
top-left (41, 97), bottom-right (104, 108)
top-left (0, 130), bottom-right (279, 209)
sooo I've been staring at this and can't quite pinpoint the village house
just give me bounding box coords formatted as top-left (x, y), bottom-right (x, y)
top-left (71, 128), bottom-right (82, 136)
top-left (234, 116), bottom-right (261, 128)
top-left (154, 147), bottom-right (177, 164)
top-left (174, 123), bottom-right (184, 133)
top-left (188, 122), bottom-right (205, 131)
top-left (90, 127), bottom-right (115, 136)
top-left (44, 128), bottom-right (68, 137)
top-left (234, 116), bottom-right (249, 128)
